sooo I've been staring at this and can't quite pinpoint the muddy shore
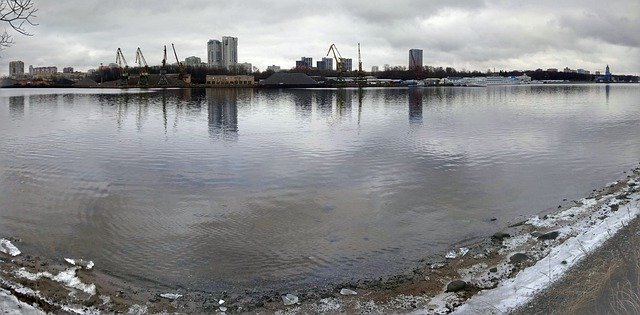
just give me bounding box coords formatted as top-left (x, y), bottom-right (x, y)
top-left (1, 165), bottom-right (639, 314)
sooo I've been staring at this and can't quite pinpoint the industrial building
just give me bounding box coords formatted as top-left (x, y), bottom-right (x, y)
top-left (206, 75), bottom-right (254, 86)
top-left (409, 49), bottom-right (423, 70)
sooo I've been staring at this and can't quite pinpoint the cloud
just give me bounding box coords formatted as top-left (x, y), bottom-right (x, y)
top-left (0, 0), bottom-right (638, 75)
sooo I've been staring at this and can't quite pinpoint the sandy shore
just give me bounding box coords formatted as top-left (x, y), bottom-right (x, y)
top-left (0, 165), bottom-right (639, 314)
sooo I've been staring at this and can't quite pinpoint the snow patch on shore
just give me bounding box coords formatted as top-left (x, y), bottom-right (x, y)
top-left (454, 192), bottom-right (640, 314)
top-left (14, 267), bottom-right (96, 296)
top-left (0, 239), bottom-right (21, 256)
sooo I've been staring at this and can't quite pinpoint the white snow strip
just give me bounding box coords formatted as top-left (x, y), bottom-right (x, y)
top-left (14, 267), bottom-right (96, 296)
top-left (453, 193), bottom-right (640, 314)
top-left (0, 288), bottom-right (46, 315)
top-left (52, 268), bottom-right (97, 295)
top-left (0, 239), bottom-right (21, 256)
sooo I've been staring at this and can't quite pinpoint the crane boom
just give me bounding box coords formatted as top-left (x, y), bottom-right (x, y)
top-left (135, 47), bottom-right (148, 67)
top-left (115, 48), bottom-right (129, 84)
top-left (171, 43), bottom-right (186, 81)
top-left (135, 48), bottom-right (149, 85)
top-left (326, 44), bottom-right (344, 78)
top-left (358, 43), bottom-right (362, 73)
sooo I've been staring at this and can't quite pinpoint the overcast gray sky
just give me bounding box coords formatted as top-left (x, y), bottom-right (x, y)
top-left (1, 0), bottom-right (639, 75)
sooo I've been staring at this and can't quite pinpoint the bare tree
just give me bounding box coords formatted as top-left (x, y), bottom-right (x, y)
top-left (0, 0), bottom-right (37, 49)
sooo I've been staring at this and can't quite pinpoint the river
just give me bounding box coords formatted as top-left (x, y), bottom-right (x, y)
top-left (0, 84), bottom-right (639, 294)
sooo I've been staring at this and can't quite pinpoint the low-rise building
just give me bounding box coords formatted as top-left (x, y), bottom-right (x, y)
top-left (206, 75), bottom-right (254, 86)
top-left (29, 65), bottom-right (57, 77)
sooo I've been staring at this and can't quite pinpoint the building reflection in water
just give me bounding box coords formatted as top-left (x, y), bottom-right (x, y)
top-left (293, 90), bottom-right (313, 119)
top-left (336, 89), bottom-right (353, 118)
top-left (9, 96), bottom-right (25, 117)
top-left (408, 88), bottom-right (423, 124)
top-left (207, 88), bottom-right (239, 141)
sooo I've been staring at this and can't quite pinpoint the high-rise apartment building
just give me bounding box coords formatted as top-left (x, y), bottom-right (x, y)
top-left (9, 61), bottom-right (24, 77)
top-left (222, 36), bottom-right (238, 69)
top-left (340, 58), bottom-right (353, 71)
top-left (185, 56), bottom-right (202, 67)
top-left (207, 39), bottom-right (223, 68)
top-left (409, 49), bottom-right (423, 70)
top-left (316, 57), bottom-right (333, 71)
top-left (296, 57), bottom-right (313, 69)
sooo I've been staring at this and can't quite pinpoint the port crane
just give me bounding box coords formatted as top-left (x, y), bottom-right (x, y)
top-left (158, 45), bottom-right (169, 85)
top-left (326, 44), bottom-right (345, 81)
top-left (357, 43), bottom-right (365, 85)
top-left (115, 48), bottom-right (129, 84)
top-left (171, 43), bottom-right (190, 83)
top-left (135, 48), bottom-right (149, 85)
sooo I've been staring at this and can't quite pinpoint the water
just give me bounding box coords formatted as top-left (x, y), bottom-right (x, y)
top-left (0, 85), bottom-right (639, 293)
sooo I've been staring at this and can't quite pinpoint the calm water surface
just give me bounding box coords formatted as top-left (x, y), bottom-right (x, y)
top-left (0, 85), bottom-right (639, 292)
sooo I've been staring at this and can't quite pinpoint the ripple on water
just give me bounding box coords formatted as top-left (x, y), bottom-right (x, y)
top-left (0, 86), bottom-right (639, 293)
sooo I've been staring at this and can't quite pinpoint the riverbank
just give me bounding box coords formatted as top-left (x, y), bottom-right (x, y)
top-left (0, 164), bottom-right (638, 314)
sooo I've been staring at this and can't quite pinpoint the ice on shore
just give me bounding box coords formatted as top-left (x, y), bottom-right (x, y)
top-left (453, 191), bottom-right (640, 314)
top-left (160, 293), bottom-right (182, 300)
top-left (445, 247), bottom-right (469, 259)
top-left (282, 293), bottom-right (299, 306)
top-left (340, 288), bottom-right (358, 295)
top-left (64, 258), bottom-right (94, 270)
top-left (0, 239), bottom-right (21, 256)
top-left (0, 288), bottom-right (46, 315)
top-left (14, 267), bottom-right (96, 296)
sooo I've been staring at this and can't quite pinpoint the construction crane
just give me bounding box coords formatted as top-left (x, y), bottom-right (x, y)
top-left (326, 44), bottom-right (345, 81)
top-left (171, 43), bottom-right (190, 83)
top-left (135, 47), bottom-right (149, 85)
top-left (158, 45), bottom-right (169, 85)
top-left (357, 43), bottom-right (363, 74)
top-left (115, 48), bottom-right (129, 84)
top-left (357, 43), bottom-right (365, 85)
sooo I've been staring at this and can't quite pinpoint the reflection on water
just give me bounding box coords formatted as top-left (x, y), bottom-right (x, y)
top-left (9, 96), bottom-right (24, 117)
top-left (409, 88), bottom-right (423, 124)
top-left (207, 89), bottom-right (239, 140)
top-left (0, 85), bottom-right (639, 295)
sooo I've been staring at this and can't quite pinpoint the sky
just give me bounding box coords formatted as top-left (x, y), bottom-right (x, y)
top-left (0, 0), bottom-right (639, 76)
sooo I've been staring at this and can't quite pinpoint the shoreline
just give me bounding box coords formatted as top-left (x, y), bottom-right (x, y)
top-left (1, 164), bottom-right (639, 314)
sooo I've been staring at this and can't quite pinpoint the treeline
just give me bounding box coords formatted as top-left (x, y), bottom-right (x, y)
top-left (90, 64), bottom-right (639, 84)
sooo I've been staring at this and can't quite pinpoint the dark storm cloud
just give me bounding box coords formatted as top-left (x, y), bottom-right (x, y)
top-left (0, 0), bottom-right (638, 75)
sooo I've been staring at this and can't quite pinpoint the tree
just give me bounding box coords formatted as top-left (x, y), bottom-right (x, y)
top-left (0, 0), bottom-right (37, 49)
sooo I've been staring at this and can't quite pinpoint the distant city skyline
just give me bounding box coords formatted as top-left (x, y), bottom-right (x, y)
top-left (0, 0), bottom-right (638, 76)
